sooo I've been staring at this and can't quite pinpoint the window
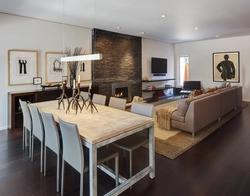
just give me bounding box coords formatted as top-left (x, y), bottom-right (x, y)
top-left (179, 56), bottom-right (189, 86)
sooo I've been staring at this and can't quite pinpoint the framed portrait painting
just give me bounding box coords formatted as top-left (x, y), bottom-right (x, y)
top-left (8, 50), bottom-right (38, 86)
top-left (45, 52), bottom-right (68, 84)
top-left (213, 51), bottom-right (240, 83)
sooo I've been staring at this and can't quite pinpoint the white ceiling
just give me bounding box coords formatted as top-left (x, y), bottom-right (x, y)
top-left (1, 0), bottom-right (250, 43)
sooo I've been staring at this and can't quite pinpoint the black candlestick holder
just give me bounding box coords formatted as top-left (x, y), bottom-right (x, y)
top-left (66, 84), bottom-right (83, 114)
top-left (86, 87), bottom-right (98, 113)
top-left (57, 83), bottom-right (69, 110)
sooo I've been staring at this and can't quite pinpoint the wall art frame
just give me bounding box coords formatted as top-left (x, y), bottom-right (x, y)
top-left (8, 50), bottom-right (38, 86)
top-left (213, 51), bottom-right (240, 83)
top-left (45, 52), bottom-right (68, 84)
top-left (78, 60), bottom-right (92, 82)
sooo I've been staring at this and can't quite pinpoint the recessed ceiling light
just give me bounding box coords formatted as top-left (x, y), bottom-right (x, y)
top-left (117, 26), bottom-right (121, 29)
top-left (216, 35), bottom-right (219, 37)
top-left (139, 32), bottom-right (145, 35)
top-left (195, 27), bottom-right (198, 30)
top-left (161, 15), bottom-right (166, 18)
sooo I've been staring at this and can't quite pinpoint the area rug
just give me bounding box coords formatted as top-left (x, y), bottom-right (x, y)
top-left (144, 99), bottom-right (248, 160)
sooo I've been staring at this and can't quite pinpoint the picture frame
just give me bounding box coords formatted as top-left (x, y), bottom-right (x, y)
top-left (8, 50), bottom-right (38, 86)
top-left (33, 77), bottom-right (42, 85)
top-left (45, 52), bottom-right (68, 84)
top-left (213, 51), bottom-right (240, 83)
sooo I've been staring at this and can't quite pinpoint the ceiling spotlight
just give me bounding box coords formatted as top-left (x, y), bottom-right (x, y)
top-left (216, 35), bottom-right (219, 37)
top-left (139, 32), bottom-right (145, 35)
top-left (161, 15), bottom-right (166, 18)
top-left (195, 27), bottom-right (198, 30)
top-left (117, 26), bottom-right (121, 29)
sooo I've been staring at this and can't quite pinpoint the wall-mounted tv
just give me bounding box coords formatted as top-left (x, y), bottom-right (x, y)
top-left (151, 57), bottom-right (167, 76)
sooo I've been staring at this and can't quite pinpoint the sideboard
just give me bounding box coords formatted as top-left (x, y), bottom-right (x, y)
top-left (8, 86), bottom-right (99, 131)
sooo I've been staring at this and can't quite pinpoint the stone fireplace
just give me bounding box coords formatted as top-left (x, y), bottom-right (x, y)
top-left (111, 82), bottom-right (131, 102)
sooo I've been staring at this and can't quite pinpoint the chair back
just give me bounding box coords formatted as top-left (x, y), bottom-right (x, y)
top-left (131, 102), bottom-right (154, 117)
top-left (28, 105), bottom-right (44, 141)
top-left (58, 118), bottom-right (84, 173)
top-left (40, 111), bottom-right (60, 154)
top-left (92, 94), bottom-right (106, 105)
top-left (108, 97), bottom-right (127, 110)
top-left (19, 99), bottom-right (32, 131)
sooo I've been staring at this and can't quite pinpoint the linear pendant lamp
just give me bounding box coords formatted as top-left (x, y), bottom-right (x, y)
top-left (60, 53), bottom-right (102, 62)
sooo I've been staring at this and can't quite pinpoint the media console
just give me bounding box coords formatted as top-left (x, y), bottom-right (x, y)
top-left (142, 78), bottom-right (175, 102)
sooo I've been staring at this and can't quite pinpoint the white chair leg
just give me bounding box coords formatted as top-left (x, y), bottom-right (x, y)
top-left (29, 131), bottom-right (32, 159)
top-left (31, 135), bottom-right (34, 161)
top-left (80, 173), bottom-right (84, 196)
top-left (115, 155), bottom-right (119, 186)
top-left (44, 147), bottom-right (47, 176)
top-left (57, 154), bottom-right (60, 192)
top-left (61, 160), bottom-right (65, 196)
top-left (40, 141), bottom-right (43, 173)
top-left (22, 127), bottom-right (25, 150)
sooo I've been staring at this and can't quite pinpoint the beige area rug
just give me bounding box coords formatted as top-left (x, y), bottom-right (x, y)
top-left (144, 99), bottom-right (248, 160)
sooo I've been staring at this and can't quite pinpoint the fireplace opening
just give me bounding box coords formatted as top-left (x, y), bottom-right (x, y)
top-left (111, 82), bottom-right (131, 102)
top-left (115, 87), bottom-right (128, 98)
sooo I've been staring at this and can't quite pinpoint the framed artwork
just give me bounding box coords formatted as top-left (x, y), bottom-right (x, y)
top-left (78, 60), bottom-right (92, 82)
top-left (213, 51), bottom-right (240, 83)
top-left (33, 77), bottom-right (42, 85)
top-left (8, 50), bottom-right (38, 86)
top-left (45, 52), bottom-right (68, 84)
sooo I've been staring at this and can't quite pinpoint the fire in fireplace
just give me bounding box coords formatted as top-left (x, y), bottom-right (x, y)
top-left (111, 82), bottom-right (131, 102)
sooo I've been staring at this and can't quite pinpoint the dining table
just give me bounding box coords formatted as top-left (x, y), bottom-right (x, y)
top-left (32, 99), bottom-right (155, 196)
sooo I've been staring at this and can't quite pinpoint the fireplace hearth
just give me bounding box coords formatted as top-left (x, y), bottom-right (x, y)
top-left (111, 82), bottom-right (131, 102)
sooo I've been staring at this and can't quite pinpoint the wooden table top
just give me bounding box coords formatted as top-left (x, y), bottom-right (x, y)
top-left (32, 100), bottom-right (154, 144)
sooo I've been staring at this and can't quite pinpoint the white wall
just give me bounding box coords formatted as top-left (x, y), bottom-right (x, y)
top-left (0, 13), bottom-right (92, 130)
top-left (142, 39), bottom-right (175, 99)
top-left (175, 36), bottom-right (250, 101)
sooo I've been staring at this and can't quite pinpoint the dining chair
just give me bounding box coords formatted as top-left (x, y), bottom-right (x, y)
top-left (19, 99), bottom-right (32, 156)
top-left (28, 105), bottom-right (45, 173)
top-left (108, 97), bottom-right (127, 110)
top-left (92, 93), bottom-right (106, 105)
top-left (40, 111), bottom-right (61, 192)
top-left (80, 91), bottom-right (90, 102)
top-left (58, 118), bottom-right (119, 196)
top-left (112, 102), bottom-right (154, 178)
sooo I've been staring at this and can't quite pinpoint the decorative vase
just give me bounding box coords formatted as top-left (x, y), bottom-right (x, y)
top-left (70, 74), bottom-right (76, 88)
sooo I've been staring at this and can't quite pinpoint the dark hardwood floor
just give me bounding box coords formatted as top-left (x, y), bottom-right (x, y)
top-left (1, 103), bottom-right (250, 196)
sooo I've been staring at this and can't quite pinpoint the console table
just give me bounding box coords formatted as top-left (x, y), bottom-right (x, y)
top-left (8, 86), bottom-right (99, 131)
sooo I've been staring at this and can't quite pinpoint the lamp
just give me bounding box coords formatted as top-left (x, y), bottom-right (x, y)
top-left (61, 54), bottom-right (102, 62)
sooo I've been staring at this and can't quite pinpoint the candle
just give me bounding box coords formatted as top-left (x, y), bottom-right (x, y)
top-left (78, 75), bottom-right (80, 83)
top-left (89, 83), bottom-right (92, 89)
top-left (73, 79), bottom-right (75, 89)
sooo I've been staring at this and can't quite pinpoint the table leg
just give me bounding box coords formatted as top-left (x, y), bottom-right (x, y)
top-left (149, 124), bottom-right (155, 179)
top-left (89, 145), bottom-right (97, 196)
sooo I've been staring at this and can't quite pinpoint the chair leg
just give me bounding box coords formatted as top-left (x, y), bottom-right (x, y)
top-left (31, 135), bottom-right (34, 161)
top-left (57, 154), bottom-right (60, 192)
top-left (80, 173), bottom-right (84, 196)
top-left (29, 131), bottom-right (32, 159)
top-left (61, 160), bottom-right (65, 196)
top-left (22, 127), bottom-right (25, 150)
top-left (44, 146), bottom-right (47, 176)
top-left (115, 155), bottom-right (119, 187)
top-left (40, 141), bottom-right (43, 173)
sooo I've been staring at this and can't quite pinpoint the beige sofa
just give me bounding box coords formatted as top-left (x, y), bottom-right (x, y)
top-left (171, 86), bottom-right (242, 137)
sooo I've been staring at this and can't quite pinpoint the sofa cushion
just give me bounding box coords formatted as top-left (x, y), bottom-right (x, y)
top-left (172, 111), bottom-right (185, 123)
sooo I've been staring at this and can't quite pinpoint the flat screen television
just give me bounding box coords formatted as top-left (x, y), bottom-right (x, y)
top-left (151, 57), bottom-right (167, 76)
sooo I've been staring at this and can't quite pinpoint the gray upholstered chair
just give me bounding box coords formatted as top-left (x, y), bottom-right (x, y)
top-left (58, 118), bottom-right (119, 196)
top-left (28, 105), bottom-right (45, 173)
top-left (112, 102), bottom-right (154, 178)
top-left (40, 111), bottom-right (61, 192)
top-left (92, 93), bottom-right (106, 105)
top-left (108, 97), bottom-right (127, 110)
top-left (19, 99), bottom-right (32, 154)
